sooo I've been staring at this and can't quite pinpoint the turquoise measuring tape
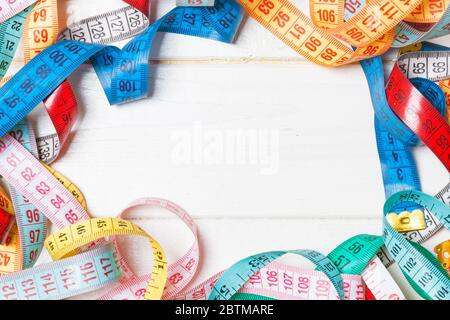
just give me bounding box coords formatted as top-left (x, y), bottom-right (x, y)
top-left (383, 191), bottom-right (450, 300)
top-left (209, 235), bottom-right (384, 300)
top-left (209, 249), bottom-right (345, 300)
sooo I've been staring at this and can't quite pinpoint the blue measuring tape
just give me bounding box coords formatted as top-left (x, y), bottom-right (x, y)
top-left (362, 41), bottom-right (450, 147)
top-left (160, 0), bottom-right (243, 43)
top-left (373, 76), bottom-right (447, 213)
top-left (0, 0), bottom-right (243, 137)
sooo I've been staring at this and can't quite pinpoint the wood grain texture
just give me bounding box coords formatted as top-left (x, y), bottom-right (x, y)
top-left (17, 0), bottom-right (450, 300)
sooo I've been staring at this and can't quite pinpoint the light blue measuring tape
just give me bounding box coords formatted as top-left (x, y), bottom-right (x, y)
top-left (0, 244), bottom-right (121, 300)
top-left (0, 6), bottom-right (34, 81)
top-left (209, 249), bottom-right (345, 300)
top-left (383, 191), bottom-right (450, 300)
top-left (0, 0), bottom-right (243, 137)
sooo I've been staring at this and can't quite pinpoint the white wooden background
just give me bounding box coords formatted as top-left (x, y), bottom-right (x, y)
top-left (15, 0), bottom-right (450, 299)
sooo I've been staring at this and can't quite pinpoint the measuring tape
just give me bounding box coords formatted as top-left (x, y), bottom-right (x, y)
top-left (404, 0), bottom-right (449, 23)
top-left (58, 6), bottom-right (150, 44)
top-left (383, 190), bottom-right (450, 300)
top-left (0, 0), bottom-right (243, 138)
top-left (343, 0), bottom-right (450, 48)
top-left (208, 249), bottom-right (345, 300)
top-left (0, 0), bottom-right (448, 301)
top-left (176, 262), bottom-right (365, 300)
top-left (44, 217), bottom-right (168, 300)
top-left (0, 1), bottom-right (239, 298)
top-left (237, 0), bottom-right (449, 66)
top-left (23, 0), bottom-right (58, 62)
top-left (361, 256), bottom-right (406, 300)
top-left (0, 244), bottom-right (121, 300)
top-left (0, 0), bottom-right (37, 24)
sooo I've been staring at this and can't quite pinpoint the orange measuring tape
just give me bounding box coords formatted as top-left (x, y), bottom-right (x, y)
top-left (234, 0), bottom-right (447, 66)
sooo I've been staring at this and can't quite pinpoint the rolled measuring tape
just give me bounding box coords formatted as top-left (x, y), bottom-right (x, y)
top-left (0, 136), bottom-right (201, 300)
top-left (0, 0), bottom-right (37, 24)
top-left (0, 4), bottom-right (208, 292)
top-left (207, 249), bottom-right (346, 300)
top-left (171, 234), bottom-right (389, 300)
top-left (383, 190), bottom-right (450, 300)
top-left (57, 6), bottom-right (150, 44)
top-left (386, 51), bottom-right (450, 171)
top-left (0, 0), bottom-right (448, 301)
top-left (98, 198), bottom-right (200, 300)
top-left (0, 6), bottom-right (33, 81)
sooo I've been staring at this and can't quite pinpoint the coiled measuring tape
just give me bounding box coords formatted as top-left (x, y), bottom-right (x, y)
top-left (0, 0), bottom-right (243, 138)
top-left (99, 198), bottom-right (200, 300)
top-left (383, 190), bottom-right (450, 300)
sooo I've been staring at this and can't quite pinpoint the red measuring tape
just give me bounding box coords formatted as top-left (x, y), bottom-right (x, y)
top-left (386, 64), bottom-right (450, 172)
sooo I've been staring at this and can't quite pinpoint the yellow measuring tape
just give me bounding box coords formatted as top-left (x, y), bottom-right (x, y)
top-left (44, 218), bottom-right (168, 300)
